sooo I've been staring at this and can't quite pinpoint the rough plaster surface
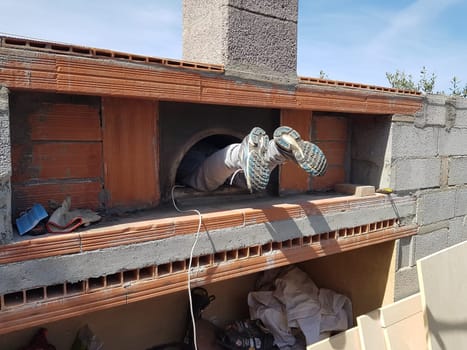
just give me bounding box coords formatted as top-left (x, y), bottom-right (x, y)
top-left (225, 7), bottom-right (297, 81)
top-left (182, 0), bottom-right (226, 64)
top-left (0, 198), bottom-right (415, 294)
top-left (229, 0), bottom-right (297, 20)
top-left (183, 0), bottom-right (298, 84)
top-left (0, 86), bottom-right (12, 243)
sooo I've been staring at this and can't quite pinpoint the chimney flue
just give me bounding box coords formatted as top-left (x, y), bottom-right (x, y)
top-left (183, 0), bottom-right (298, 85)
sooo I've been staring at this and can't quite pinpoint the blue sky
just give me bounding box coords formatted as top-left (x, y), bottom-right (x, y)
top-left (1, 0), bottom-right (466, 92)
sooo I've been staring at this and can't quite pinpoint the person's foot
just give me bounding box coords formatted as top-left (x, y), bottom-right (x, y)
top-left (238, 127), bottom-right (270, 192)
top-left (273, 126), bottom-right (327, 176)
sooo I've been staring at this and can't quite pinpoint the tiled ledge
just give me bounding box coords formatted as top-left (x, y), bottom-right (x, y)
top-left (0, 194), bottom-right (414, 264)
top-left (0, 220), bottom-right (416, 335)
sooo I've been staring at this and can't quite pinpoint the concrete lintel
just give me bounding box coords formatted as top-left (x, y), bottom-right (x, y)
top-left (392, 114), bottom-right (415, 123)
top-left (417, 220), bottom-right (450, 235)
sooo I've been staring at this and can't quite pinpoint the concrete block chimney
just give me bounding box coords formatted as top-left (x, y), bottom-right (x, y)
top-left (183, 0), bottom-right (298, 85)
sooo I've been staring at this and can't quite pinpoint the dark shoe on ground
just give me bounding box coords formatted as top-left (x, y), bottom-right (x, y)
top-left (273, 126), bottom-right (327, 176)
top-left (239, 127), bottom-right (270, 192)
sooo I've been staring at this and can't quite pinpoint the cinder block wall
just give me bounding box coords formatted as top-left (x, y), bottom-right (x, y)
top-left (183, 0), bottom-right (298, 84)
top-left (392, 95), bottom-right (467, 300)
top-left (0, 86), bottom-right (12, 244)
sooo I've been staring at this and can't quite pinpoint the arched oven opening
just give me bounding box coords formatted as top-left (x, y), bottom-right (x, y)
top-left (158, 102), bottom-right (280, 204)
top-left (167, 129), bottom-right (253, 203)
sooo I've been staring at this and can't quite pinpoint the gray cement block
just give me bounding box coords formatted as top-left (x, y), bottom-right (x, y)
top-left (455, 187), bottom-right (467, 216)
top-left (394, 266), bottom-right (419, 301)
top-left (452, 96), bottom-right (467, 128)
top-left (225, 7), bottom-right (297, 82)
top-left (391, 158), bottom-right (440, 191)
top-left (183, 0), bottom-right (298, 83)
top-left (413, 227), bottom-right (448, 261)
top-left (439, 128), bottom-right (467, 156)
top-left (182, 0), bottom-right (226, 65)
top-left (448, 156), bottom-right (467, 185)
top-left (448, 216), bottom-right (467, 247)
top-left (396, 236), bottom-right (414, 269)
top-left (417, 189), bottom-right (456, 225)
top-left (229, 0), bottom-right (298, 20)
top-left (391, 124), bottom-right (438, 159)
top-left (415, 94), bottom-right (447, 127)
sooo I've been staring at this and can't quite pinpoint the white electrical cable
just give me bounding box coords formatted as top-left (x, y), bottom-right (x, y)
top-left (171, 185), bottom-right (203, 350)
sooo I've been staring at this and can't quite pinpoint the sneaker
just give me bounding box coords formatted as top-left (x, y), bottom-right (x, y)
top-left (273, 126), bottom-right (327, 176)
top-left (238, 127), bottom-right (270, 192)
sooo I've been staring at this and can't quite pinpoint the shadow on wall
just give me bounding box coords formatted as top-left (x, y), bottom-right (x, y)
top-left (350, 115), bottom-right (392, 189)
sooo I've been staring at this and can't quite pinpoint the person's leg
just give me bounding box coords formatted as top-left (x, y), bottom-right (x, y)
top-left (181, 127), bottom-right (271, 192)
top-left (266, 126), bottom-right (328, 176)
top-left (180, 145), bottom-right (236, 192)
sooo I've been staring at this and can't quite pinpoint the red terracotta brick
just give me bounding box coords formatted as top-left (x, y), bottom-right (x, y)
top-left (279, 109), bottom-right (311, 193)
top-left (316, 141), bottom-right (347, 166)
top-left (30, 103), bottom-right (101, 141)
top-left (313, 116), bottom-right (348, 141)
top-left (102, 97), bottom-right (159, 208)
top-left (12, 182), bottom-right (102, 215)
top-left (32, 143), bottom-right (102, 179)
top-left (311, 166), bottom-right (346, 191)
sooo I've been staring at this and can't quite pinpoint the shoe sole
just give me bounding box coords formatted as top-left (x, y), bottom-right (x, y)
top-left (274, 126), bottom-right (328, 176)
top-left (244, 127), bottom-right (270, 192)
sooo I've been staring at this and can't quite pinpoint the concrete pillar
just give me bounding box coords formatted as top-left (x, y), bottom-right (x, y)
top-left (182, 0), bottom-right (298, 85)
top-left (0, 86), bottom-right (12, 244)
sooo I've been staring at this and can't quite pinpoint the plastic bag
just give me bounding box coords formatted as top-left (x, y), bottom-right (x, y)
top-left (71, 325), bottom-right (103, 350)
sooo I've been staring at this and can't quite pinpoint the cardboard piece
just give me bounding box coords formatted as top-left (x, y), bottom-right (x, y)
top-left (380, 293), bottom-right (427, 350)
top-left (307, 327), bottom-right (361, 350)
top-left (417, 241), bottom-right (467, 350)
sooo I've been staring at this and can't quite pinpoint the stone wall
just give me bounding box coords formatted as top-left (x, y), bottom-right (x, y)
top-left (0, 86), bottom-right (12, 244)
top-left (392, 95), bottom-right (467, 299)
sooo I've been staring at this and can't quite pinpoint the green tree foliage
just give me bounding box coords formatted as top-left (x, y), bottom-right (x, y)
top-left (386, 67), bottom-right (466, 97)
top-left (449, 76), bottom-right (467, 97)
top-left (386, 70), bottom-right (417, 91)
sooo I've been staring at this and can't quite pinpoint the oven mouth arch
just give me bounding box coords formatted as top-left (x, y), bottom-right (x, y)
top-left (164, 127), bottom-right (244, 201)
